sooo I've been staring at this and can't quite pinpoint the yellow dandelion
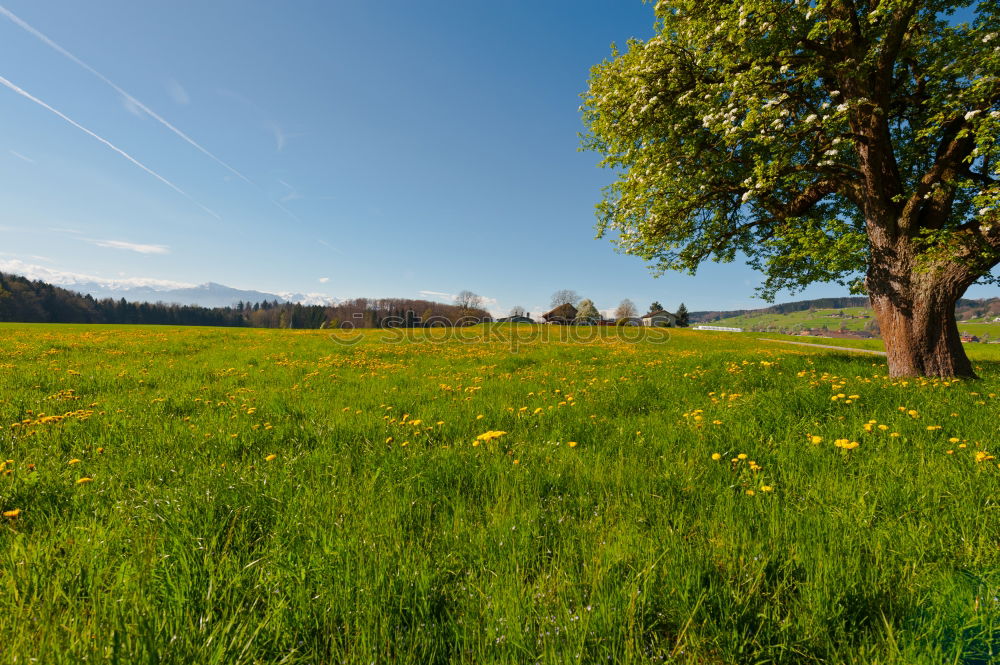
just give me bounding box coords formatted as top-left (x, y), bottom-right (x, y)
top-left (476, 414), bottom-right (484, 420)
top-left (760, 485), bottom-right (773, 492)
top-left (711, 453), bottom-right (722, 461)
top-left (68, 458), bottom-right (81, 465)
top-left (76, 477), bottom-right (94, 484)
top-left (265, 454), bottom-right (277, 462)
top-left (567, 441), bottom-right (578, 448)
top-left (2, 508), bottom-right (20, 518)
top-left (745, 489), bottom-right (755, 496)
top-left (737, 453), bottom-right (748, 460)
top-left (810, 435), bottom-right (823, 445)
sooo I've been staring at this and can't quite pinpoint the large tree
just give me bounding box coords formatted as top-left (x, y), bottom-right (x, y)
top-left (582, 1), bottom-right (1000, 377)
top-left (676, 302), bottom-right (690, 326)
top-left (615, 298), bottom-right (639, 319)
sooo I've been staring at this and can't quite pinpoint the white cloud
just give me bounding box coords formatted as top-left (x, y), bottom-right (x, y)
top-left (166, 79), bottom-right (190, 105)
top-left (272, 124), bottom-right (286, 152)
top-left (90, 239), bottom-right (170, 254)
top-left (0, 258), bottom-right (193, 290)
top-left (419, 290), bottom-right (457, 300)
top-left (318, 277), bottom-right (329, 283)
top-left (8, 149), bottom-right (34, 163)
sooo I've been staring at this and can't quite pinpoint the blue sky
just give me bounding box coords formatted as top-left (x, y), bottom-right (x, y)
top-left (0, 1), bottom-right (995, 316)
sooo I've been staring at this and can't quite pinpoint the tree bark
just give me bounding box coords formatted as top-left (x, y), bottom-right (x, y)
top-left (867, 260), bottom-right (976, 378)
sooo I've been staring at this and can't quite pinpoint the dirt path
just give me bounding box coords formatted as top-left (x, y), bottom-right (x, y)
top-left (758, 338), bottom-right (887, 356)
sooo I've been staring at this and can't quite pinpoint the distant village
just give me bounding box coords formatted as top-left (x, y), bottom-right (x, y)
top-left (495, 296), bottom-right (687, 328)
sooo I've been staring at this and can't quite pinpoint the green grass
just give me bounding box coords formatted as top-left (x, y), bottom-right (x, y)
top-left (0, 323), bottom-right (997, 664)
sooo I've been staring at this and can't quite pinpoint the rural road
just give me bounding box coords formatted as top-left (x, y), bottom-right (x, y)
top-left (759, 338), bottom-right (887, 356)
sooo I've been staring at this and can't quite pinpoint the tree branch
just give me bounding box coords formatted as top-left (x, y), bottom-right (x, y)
top-left (874, 2), bottom-right (920, 95)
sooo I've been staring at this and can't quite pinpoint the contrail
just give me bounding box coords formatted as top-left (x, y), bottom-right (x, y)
top-left (0, 75), bottom-right (220, 219)
top-left (0, 4), bottom-right (252, 184)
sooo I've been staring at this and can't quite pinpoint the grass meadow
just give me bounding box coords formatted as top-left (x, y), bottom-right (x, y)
top-left (0, 323), bottom-right (997, 664)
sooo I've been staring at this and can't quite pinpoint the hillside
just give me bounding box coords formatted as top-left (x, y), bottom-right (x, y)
top-left (692, 296), bottom-right (1000, 323)
top-left (706, 303), bottom-right (1000, 339)
top-left (689, 297), bottom-right (871, 322)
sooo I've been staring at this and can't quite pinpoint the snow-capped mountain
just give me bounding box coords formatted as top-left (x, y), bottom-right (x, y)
top-left (0, 260), bottom-right (338, 308)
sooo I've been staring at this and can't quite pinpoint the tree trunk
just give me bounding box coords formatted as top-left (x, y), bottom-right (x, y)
top-left (867, 264), bottom-right (976, 378)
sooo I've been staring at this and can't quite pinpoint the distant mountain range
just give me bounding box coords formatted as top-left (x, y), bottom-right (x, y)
top-left (72, 280), bottom-right (339, 308)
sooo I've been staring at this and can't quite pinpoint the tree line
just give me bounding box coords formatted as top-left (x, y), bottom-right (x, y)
top-left (0, 273), bottom-right (490, 329)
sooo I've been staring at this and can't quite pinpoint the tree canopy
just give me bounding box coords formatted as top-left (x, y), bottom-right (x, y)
top-left (551, 289), bottom-right (581, 308)
top-left (583, 0), bottom-right (998, 295)
top-left (576, 298), bottom-right (601, 321)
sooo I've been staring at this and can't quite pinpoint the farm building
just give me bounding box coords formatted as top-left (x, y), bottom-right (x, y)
top-left (541, 303), bottom-right (578, 324)
top-left (641, 310), bottom-right (678, 327)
